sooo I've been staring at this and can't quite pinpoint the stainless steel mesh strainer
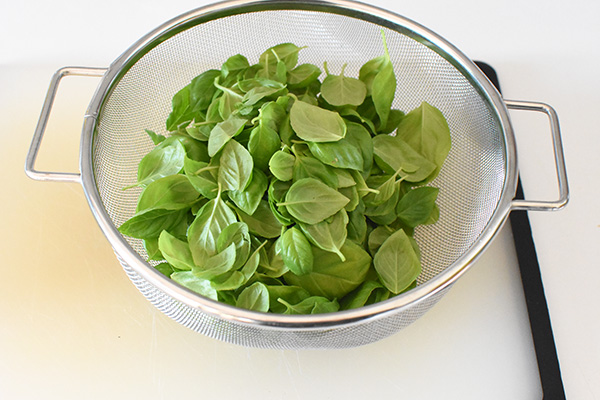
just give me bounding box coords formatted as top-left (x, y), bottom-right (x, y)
top-left (25, 0), bottom-right (568, 349)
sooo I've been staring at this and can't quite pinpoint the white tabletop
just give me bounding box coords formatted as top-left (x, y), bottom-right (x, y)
top-left (1, 1), bottom-right (598, 399)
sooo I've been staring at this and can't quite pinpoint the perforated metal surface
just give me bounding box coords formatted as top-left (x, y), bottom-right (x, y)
top-left (87, 3), bottom-right (511, 348)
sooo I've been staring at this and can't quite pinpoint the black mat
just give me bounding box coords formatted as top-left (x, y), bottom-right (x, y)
top-left (475, 61), bottom-right (566, 400)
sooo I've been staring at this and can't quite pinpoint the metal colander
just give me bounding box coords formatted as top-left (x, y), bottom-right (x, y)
top-left (26, 0), bottom-right (568, 349)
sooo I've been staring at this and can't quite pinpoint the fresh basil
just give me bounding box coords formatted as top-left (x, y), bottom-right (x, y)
top-left (278, 227), bottom-right (313, 276)
top-left (320, 63), bottom-right (367, 107)
top-left (119, 37), bottom-right (452, 314)
top-left (278, 178), bottom-right (349, 224)
top-left (289, 99), bottom-right (347, 142)
top-left (373, 229), bottom-right (421, 294)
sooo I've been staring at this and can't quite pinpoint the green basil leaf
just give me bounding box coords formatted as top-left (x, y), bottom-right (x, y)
top-left (248, 124), bottom-right (281, 172)
top-left (279, 178), bottom-right (349, 224)
top-left (211, 240), bottom-right (265, 291)
top-left (236, 77), bottom-right (285, 93)
top-left (396, 186), bottom-right (439, 228)
top-left (363, 172), bottom-right (400, 207)
top-left (228, 168), bottom-right (268, 215)
top-left (183, 156), bottom-right (219, 199)
top-left (287, 63), bottom-right (321, 89)
top-left (333, 169), bottom-right (356, 189)
top-left (395, 101), bottom-right (452, 182)
top-left (298, 209), bottom-right (348, 261)
top-left (132, 138), bottom-right (186, 188)
top-left (268, 150), bottom-right (295, 182)
top-left (373, 229), bottom-right (420, 294)
top-left (214, 81), bottom-right (244, 120)
top-left (358, 55), bottom-right (386, 96)
top-left (166, 85), bottom-right (194, 131)
top-left (339, 108), bottom-right (377, 135)
top-left (379, 109), bottom-right (405, 134)
top-left (346, 201), bottom-right (368, 246)
top-left (320, 64), bottom-right (367, 107)
top-left (144, 237), bottom-right (163, 261)
top-left (339, 185), bottom-right (359, 212)
top-left (372, 134), bottom-right (436, 182)
top-left (307, 138), bottom-right (363, 170)
top-left (283, 240), bottom-right (371, 300)
top-left (292, 154), bottom-right (339, 187)
top-left (216, 221), bottom-right (251, 270)
top-left (155, 262), bottom-right (179, 278)
top-left (236, 282), bottom-right (269, 312)
top-left (259, 43), bottom-right (303, 70)
top-left (221, 54), bottom-right (250, 80)
top-left (340, 280), bottom-right (391, 310)
top-left (234, 200), bottom-right (283, 239)
top-left (289, 99), bottom-right (346, 142)
top-left (207, 114), bottom-right (247, 157)
top-left (367, 225), bottom-right (395, 256)
top-left (344, 121), bottom-right (373, 178)
top-left (145, 129), bottom-right (166, 145)
top-left (266, 285), bottom-right (311, 313)
top-left (157, 230), bottom-right (195, 271)
top-left (189, 69), bottom-right (222, 115)
top-left (279, 227), bottom-right (313, 276)
top-left (135, 174), bottom-right (199, 214)
top-left (187, 188), bottom-right (237, 259)
top-left (217, 139), bottom-right (254, 192)
top-left (371, 56), bottom-right (396, 129)
top-left (193, 243), bottom-right (237, 280)
top-left (118, 209), bottom-right (188, 240)
top-left (171, 271), bottom-right (218, 300)
top-left (278, 296), bottom-right (339, 315)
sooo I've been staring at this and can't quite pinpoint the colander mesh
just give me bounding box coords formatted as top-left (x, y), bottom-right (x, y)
top-left (92, 9), bottom-right (506, 348)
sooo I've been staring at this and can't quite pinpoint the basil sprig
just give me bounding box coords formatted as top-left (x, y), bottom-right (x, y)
top-left (118, 34), bottom-right (451, 314)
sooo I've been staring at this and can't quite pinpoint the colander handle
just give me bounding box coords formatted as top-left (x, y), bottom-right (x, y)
top-left (505, 100), bottom-right (569, 211)
top-left (25, 66), bottom-right (107, 183)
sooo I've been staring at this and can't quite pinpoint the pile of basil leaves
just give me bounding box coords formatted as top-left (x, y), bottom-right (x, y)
top-left (119, 37), bottom-right (451, 315)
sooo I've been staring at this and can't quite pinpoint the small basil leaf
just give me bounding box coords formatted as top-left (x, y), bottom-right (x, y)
top-left (396, 186), bottom-right (439, 228)
top-left (171, 271), bottom-right (218, 300)
top-left (278, 296), bottom-right (339, 315)
top-left (278, 178), bottom-right (349, 225)
top-left (118, 209), bottom-right (188, 240)
top-left (193, 243), bottom-right (237, 280)
top-left (233, 200), bottom-right (283, 239)
top-left (287, 63), bottom-right (321, 89)
top-left (268, 150), bottom-right (295, 182)
top-left (248, 124), bottom-right (281, 172)
top-left (183, 156), bottom-right (219, 199)
top-left (217, 139), bottom-right (254, 192)
top-left (266, 285), bottom-right (311, 314)
top-left (289, 99), bottom-right (347, 142)
top-left (395, 101), bottom-right (452, 182)
top-left (373, 229), bottom-right (421, 294)
top-left (157, 230), bottom-right (195, 271)
top-left (292, 154), bottom-right (339, 188)
top-left (236, 282), bottom-right (270, 312)
top-left (283, 240), bottom-right (371, 300)
top-left (298, 209), bottom-right (348, 261)
top-left (372, 134), bottom-right (437, 182)
top-left (307, 138), bottom-right (363, 170)
top-left (207, 114), bottom-right (247, 157)
top-left (132, 138), bottom-right (186, 188)
top-left (135, 175), bottom-right (199, 214)
top-left (279, 227), bottom-right (313, 276)
top-left (228, 168), bottom-right (268, 215)
top-left (320, 64), bottom-right (367, 107)
top-left (187, 188), bottom-right (237, 259)
top-left (340, 280), bottom-right (391, 310)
